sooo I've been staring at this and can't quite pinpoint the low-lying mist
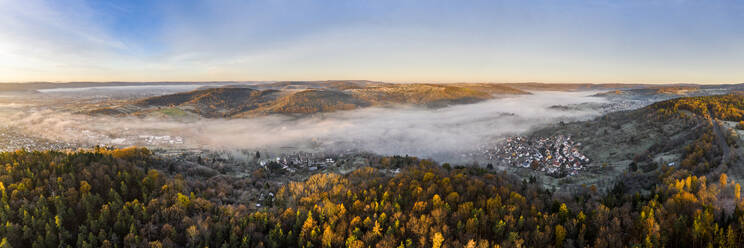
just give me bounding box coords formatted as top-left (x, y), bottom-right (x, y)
top-left (5, 91), bottom-right (606, 162)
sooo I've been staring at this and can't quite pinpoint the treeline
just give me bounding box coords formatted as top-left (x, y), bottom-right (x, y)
top-left (0, 147), bottom-right (742, 247)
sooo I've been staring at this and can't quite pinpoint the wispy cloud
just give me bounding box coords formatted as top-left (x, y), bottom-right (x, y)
top-left (0, 0), bottom-right (743, 83)
top-left (0, 0), bottom-right (127, 78)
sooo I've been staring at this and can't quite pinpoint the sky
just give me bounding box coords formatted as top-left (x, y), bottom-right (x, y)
top-left (0, 0), bottom-right (742, 84)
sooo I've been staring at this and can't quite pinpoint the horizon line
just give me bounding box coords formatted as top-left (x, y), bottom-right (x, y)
top-left (1, 80), bottom-right (742, 86)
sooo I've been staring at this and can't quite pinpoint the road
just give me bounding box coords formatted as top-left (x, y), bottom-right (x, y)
top-left (711, 119), bottom-right (731, 165)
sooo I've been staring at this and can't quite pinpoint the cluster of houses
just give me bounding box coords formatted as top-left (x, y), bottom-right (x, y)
top-left (597, 101), bottom-right (650, 114)
top-left (138, 135), bottom-right (185, 145)
top-left (258, 151), bottom-right (338, 173)
top-left (0, 126), bottom-right (188, 152)
top-left (0, 128), bottom-right (77, 152)
top-left (484, 135), bottom-right (590, 177)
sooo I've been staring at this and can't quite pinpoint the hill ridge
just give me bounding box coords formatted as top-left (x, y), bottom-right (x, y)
top-left (91, 83), bottom-right (529, 118)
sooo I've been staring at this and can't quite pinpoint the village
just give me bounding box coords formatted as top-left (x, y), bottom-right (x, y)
top-left (0, 127), bottom-right (78, 152)
top-left (482, 135), bottom-right (591, 177)
top-left (257, 150), bottom-right (340, 174)
top-left (0, 126), bottom-right (190, 152)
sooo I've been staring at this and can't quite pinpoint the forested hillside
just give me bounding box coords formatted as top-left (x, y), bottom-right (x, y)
top-left (89, 83), bottom-right (528, 118)
top-left (652, 94), bottom-right (744, 121)
top-left (0, 143), bottom-right (742, 247)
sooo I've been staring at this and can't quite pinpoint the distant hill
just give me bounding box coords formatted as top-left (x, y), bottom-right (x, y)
top-left (235, 89), bottom-right (371, 117)
top-left (504, 82), bottom-right (647, 91)
top-left (0, 81), bottom-right (236, 92)
top-left (348, 83), bottom-right (500, 107)
top-left (135, 87), bottom-right (283, 118)
top-left (90, 82), bottom-right (529, 118)
top-left (505, 82), bottom-right (744, 92)
top-left (593, 85), bottom-right (701, 97)
top-left (248, 80), bottom-right (386, 91)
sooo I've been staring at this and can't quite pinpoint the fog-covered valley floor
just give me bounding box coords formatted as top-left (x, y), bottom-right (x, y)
top-left (0, 86), bottom-right (618, 162)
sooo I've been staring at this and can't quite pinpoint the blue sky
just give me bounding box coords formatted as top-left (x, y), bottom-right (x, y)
top-left (0, 0), bottom-right (742, 83)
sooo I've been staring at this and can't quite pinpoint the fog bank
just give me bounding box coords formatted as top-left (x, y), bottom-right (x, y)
top-left (6, 91), bottom-right (606, 162)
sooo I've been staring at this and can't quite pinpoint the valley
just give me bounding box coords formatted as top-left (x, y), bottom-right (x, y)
top-left (2, 82), bottom-right (744, 247)
top-left (5, 1), bottom-right (744, 246)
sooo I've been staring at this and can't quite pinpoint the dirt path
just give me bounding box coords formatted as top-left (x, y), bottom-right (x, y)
top-left (707, 118), bottom-right (742, 181)
top-left (712, 120), bottom-right (731, 164)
